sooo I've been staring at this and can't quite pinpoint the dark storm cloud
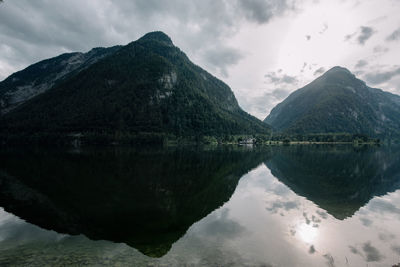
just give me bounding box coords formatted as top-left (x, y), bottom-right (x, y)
top-left (353, 70), bottom-right (365, 76)
top-left (0, 1), bottom-right (130, 79)
top-left (237, 86), bottom-right (292, 119)
top-left (392, 245), bottom-right (400, 255)
top-left (359, 217), bottom-right (373, 227)
top-left (344, 32), bottom-right (356, 42)
top-left (358, 26), bottom-right (375, 45)
top-left (386, 28), bottom-right (400, 41)
top-left (349, 246), bottom-right (360, 255)
top-left (200, 208), bottom-right (245, 239)
top-left (345, 26), bottom-right (375, 45)
top-left (323, 254), bottom-right (335, 267)
top-left (301, 62), bottom-right (308, 72)
top-left (313, 67), bottom-right (325, 76)
top-left (349, 243), bottom-right (384, 263)
top-left (202, 46), bottom-right (245, 78)
top-left (271, 88), bottom-right (292, 99)
top-left (266, 199), bottom-right (300, 213)
top-left (240, 69), bottom-right (298, 117)
top-left (364, 67), bottom-right (400, 85)
top-left (282, 75), bottom-right (297, 83)
top-left (316, 210), bottom-right (328, 219)
top-left (378, 232), bottom-right (395, 241)
top-left (264, 71), bottom-right (298, 85)
top-left (237, 0), bottom-right (296, 24)
top-left (0, 0), bottom-right (296, 80)
top-left (362, 242), bottom-right (383, 262)
top-left (355, 59), bottom-right (368, 69)
top-left (373, 46), bottom-right (389, 54)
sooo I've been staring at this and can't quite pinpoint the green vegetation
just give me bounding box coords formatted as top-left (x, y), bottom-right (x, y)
top-left (0, 31), bottom-right (270, 145)
top-left (264, 66), bottom-right (400, 140)
top-left (1, 37), bottom-right (399, 146)
top-left (267, 133), bottom-right (380, 144)
top-left (0, 46), bottom-right (121, 113)
top-left (0, 131), bottom-right (380, 147)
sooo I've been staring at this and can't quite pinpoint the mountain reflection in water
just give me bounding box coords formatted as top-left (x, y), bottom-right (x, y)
top-left (0, 145), bottom-right (400, 266)
top-left (0, 146), bottom-right (267, 258)
top-left (265, 145), bottom-right (400, 219)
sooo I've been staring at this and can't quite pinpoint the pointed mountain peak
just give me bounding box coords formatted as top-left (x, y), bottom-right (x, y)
top-left (323, 66), bottom-right (354, 78)
top-left (316, 66), bottom-right (358, 85)
top-left (326, 66), bottom-right (351, 73)
top-left (138, 31), bottom-right (173, 46)
top-left (265, 62), bottom-right (400, 139)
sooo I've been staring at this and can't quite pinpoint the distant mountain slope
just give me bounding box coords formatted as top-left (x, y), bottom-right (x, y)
top-left (0, 46), bottom-right (121, 114)
top-left (264, 67), bottom-right (400, 139)
top-left (1, 31), bottom-right (270, 137)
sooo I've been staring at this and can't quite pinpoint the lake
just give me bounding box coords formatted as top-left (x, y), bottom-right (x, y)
top-left (0, 145), bottom-right (400, 266)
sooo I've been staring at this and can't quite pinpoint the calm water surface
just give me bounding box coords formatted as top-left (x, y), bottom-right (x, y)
top-left (0, 145), bottom-right (400, 266)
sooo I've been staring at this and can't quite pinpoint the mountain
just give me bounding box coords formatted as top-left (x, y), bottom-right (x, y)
top-left (0, 46), bottom-right (121, 114)
top-left (264, 66), bottom-right (400, 139)
top-left (0, 31), bottom-right (270, 140)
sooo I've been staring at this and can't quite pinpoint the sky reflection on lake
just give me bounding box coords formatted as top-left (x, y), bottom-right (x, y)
top-left (0, 146), bottom-right (400, 266)
top-left (185, 163), bottom-right (400, 266)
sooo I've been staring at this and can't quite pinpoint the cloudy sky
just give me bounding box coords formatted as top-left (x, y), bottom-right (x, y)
top-left (0, 0), bottom-right (400, 119)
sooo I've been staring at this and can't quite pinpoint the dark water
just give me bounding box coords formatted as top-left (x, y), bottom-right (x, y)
top-left (0, 145), bottom-right (400, 266)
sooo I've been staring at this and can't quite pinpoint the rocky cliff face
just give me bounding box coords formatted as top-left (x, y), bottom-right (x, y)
top-left (0, 46), bottom-right (121, 114)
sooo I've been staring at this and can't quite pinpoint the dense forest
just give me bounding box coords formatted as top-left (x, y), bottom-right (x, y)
top-left (0, 32), bottom-right (270, 145)
top-left (0, 33), bottom-right (396, 146)
top-left (265, 67), bottom-right (400, 140)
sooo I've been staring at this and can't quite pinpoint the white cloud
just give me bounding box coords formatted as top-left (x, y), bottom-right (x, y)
top-left (0, 0), bottom-right (399, 119)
